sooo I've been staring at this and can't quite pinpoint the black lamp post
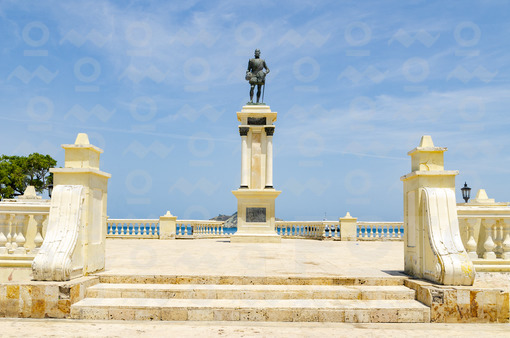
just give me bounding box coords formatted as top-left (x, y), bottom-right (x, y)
top-left (48, 184), bottom-right (53, 198)
top-left (461, 182), bottom-right (471, 203)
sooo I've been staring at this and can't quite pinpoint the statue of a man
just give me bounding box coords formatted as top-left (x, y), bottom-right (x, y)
top-left (246, 49), bottom-right (270, 104)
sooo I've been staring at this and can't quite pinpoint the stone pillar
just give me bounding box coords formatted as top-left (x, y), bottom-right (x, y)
top-left (231, 105), bottom-right (281, 243)
top-left (35, 133), bottom-right (110, 279)
top-left (265, 126), bottom-right (274, 189)
top-left (159, 211), bottom-right (177, 239)
top-left (239, 127), bottom-right (250, 189)
top-left (339, 212), bottom-right (357, 241)
top-left (401, 135), bottom-right (474, 285)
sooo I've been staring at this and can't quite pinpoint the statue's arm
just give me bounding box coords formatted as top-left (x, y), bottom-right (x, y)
top-left (264, 61), bottom-right (270, 74)
top-left (246, 60), bottom-right (251, 73)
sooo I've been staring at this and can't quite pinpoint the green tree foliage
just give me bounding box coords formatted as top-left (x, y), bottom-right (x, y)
top-left (0, 153), bottom-right (57, 199)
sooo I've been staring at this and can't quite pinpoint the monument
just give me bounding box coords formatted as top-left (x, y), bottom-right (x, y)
top-left (231, 50), bottom-right (281, 243)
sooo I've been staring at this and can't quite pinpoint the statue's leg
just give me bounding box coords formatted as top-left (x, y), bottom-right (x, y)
top-left (256, 85), bottom-right (261, 103)
top-left (250, 85), bottom-right (254, 103)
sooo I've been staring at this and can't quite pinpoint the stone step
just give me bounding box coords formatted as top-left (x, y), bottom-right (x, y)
top-left (71, 297), bottom-right (430, 322)
top-left (87, 283), bottom-right (415, 300)
top-left (97, 274), bottom-right (407, 286)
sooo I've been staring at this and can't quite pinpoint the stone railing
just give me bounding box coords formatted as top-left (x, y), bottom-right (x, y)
top-left (357, 222), bottom-right (404, 240)
top-left (323, 221), bottom-right (341, 239)
top-left (105, 215), bottom-right (405, 242)
top-left (176, 220), bottom-right (227, 238)
top-left (107, 219), bottom-right (159, 239)
top-left (0, 187), bottom-right (50, 268)
top-left (457, 189), bottom-right (510, 272)
top-left (275, 221), bottom-right (326, 239)
top-left (106, 218), bottom-right (227, 239)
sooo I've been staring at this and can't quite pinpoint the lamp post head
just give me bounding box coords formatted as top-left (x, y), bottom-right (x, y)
top-left (461, 182), bottom-right (471, 203)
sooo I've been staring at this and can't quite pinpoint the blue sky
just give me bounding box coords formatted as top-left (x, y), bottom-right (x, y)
top-left (1, 0), bottom-right (509, 221)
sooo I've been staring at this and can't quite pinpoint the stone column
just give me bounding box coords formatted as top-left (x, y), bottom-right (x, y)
top-left (159, 211), bottom-right (177, 240)
top-left (231, 104), bottom-right (281, 243)
top-left (340, 212), bottom-right (357, 241)
top-left (34, 133), bottom-right (110, 280)
top-left (264, 126), bottom-right (274, 189)
top-left (401, 135), bottom-right (474, 286)
top-left (239, 127), bottom-right (250, 189)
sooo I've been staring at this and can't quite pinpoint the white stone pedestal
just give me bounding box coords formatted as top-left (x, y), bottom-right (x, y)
top-left (231, 105), bottom-right (281, 243)
top-left (231, 189), bottom-right (281, 243)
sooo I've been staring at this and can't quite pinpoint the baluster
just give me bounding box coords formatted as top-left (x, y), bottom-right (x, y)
top-left (5, 214), bottom-right (14, 251)
top-left (463, 218), bottom-right (479, 259)
top-left (495, 222), bottom-right (504, 257)
top-left (31, 214), bottom-right (46, 254)
top-left (0, 214), bottom-right (8, 254)
top-left (502, 219), bottom-right (510, 260)
top-left (395, 225), bottom-right (401, 238)
top-left (13, 215), bottom-right (28, 254)
top-left (483, 219), bottom-right (497, 259)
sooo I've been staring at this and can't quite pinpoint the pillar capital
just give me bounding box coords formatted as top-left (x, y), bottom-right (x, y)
top-left (239, 126), bottom-right (249, 137)
top-left (264, 126), bottom-right (275, 136)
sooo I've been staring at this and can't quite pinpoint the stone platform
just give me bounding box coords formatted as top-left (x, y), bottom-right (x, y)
top-left (2, 238), bottom-right (509, 325)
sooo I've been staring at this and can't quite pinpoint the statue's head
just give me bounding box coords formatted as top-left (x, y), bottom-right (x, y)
top-left (254, 49), bottom-right (260, 57)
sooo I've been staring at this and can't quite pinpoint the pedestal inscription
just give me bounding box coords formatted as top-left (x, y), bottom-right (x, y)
top-left (246, 207), bottom-right (266, 222)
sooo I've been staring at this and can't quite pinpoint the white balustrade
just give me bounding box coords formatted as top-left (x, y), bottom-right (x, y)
top-left (107, 219), bottom-right (159, 238)
top-left (275, 221), bottom-right (325, 239)
top-left (0, 190), bottom-right (51, 269)
top-left (458, 216), bottom-right (510, 268)
top-left (190, 221), bottom-right (226, 238)
top-left (0, 211), bottom-right (49, 262)
top-left (356, 222), bottom-right (404, 240)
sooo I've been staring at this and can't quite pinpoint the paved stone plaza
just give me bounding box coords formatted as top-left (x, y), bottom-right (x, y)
top-left (1, 238), bottom-right (509, 336)
top-left (102, 238), bottom-right (405, 278)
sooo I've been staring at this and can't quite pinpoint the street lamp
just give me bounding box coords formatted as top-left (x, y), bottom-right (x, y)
top-left (461, 182), bottom-right (471, 203)
top-left (48, 184), bottom-right (53, 198)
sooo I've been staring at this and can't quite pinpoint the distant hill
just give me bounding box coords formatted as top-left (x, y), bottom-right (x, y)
top-left (210, 212), bottom-right (282, 228)
top-left (209, 214), bottom-right (231, 222)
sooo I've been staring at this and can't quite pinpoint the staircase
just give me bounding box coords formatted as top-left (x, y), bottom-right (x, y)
top-left (71, 275), bottom-right (430, 322)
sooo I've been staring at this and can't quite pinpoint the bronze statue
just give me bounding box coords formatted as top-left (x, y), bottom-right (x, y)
top-left (246, 49), bottom-right (270, 104)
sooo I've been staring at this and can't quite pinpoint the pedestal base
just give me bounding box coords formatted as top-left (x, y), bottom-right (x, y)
top-left (230, 233), bottom-right (281, 243)
top-left (231, 189), bottom-right (281, 243)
